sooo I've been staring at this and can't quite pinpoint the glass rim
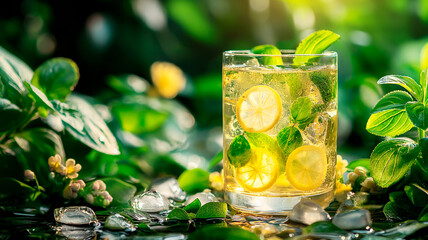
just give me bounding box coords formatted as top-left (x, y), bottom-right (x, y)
top-left (223, 50), bottom-right (337, 57)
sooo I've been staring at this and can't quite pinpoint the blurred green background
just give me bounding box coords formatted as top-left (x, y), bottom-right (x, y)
top-left (1, 0), bottom-right (428, 166)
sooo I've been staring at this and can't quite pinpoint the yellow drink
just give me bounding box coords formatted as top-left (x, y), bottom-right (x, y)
top-left (222, 50), bottom-right (338, 214)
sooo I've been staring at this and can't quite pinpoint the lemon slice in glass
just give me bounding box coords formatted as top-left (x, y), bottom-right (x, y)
top-left (236, 85), bottom-right (282, 133)
top-left (286, 145), bottom-right (327, 191)
top-left (235, 147), bottom-right (278, 192)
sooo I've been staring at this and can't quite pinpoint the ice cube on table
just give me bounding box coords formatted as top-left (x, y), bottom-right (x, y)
top-left (149, 177), bottom-right (186, 202)
top-left (289, 199), bottom-right (331, 225)
top-left (184, 192), bottom-right (218, 206)
top-left (130, 191), bottom-right (171, 212)
top-left (54, 206), bottom-right (97, 225)
top-left (332, 209), bottom-right (372, 230)
top-left (104, 213), bottom-right (136, 231)
top-left (55, 224), bottom-right (96, 239)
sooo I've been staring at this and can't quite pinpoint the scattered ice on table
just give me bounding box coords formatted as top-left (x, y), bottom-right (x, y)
top-left (54, 206), bottom-right (97, 225)
top-left (149, 177), bottom-right (186, 202)
top-left (184, 192), bottom-right (218, 206)
top-left (289, 199), bottom-right (331, 225)
top-left (55, 224), bottom-right (96, 239)
top-left (332, 209), bottom-right (372, 230)
top-left (130, 191), bottom-right (171, 212)
top-left (119, 208), bottom-right (151, 222)
top-left (104, 213), bottom-right (136, 231)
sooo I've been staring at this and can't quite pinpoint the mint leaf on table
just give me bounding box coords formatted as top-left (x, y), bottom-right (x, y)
top-left (184, 198), bottom-right (201, 214)
top-left (251, 44), bottom-right (283, 66)
top-left (293, 30), bottom-right (340, 66)
top-left (370, 138), bottom-right (420, 188)
top-left (168, 208), bottom-right (189, 220)
top-left (195, 202), bottom-right (227, 219)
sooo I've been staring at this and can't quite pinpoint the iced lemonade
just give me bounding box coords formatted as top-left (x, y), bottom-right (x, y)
top-left (223, 52), bottom-right (338, 214)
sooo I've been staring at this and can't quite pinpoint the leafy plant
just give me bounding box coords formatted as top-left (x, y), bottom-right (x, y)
top-left (366, 67), bottom-right (428, 221)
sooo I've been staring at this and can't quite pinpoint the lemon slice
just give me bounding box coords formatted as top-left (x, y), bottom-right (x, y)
top-left (286, 145), bottom-right (327, 191)
top-left (236, 85), bottom-right (282, 133)
top-left (235, 148), bottom-right (278, 192)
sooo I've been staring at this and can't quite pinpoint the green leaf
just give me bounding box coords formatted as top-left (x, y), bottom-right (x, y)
top-left (404, 184), bottom-right (428, 208)
top-left (419, 137), bottom-right (428, 169)
top-left (419, 204), bottom-right (428, 221)
top-left (0, 56), bottom-right (29, 106)
top-left (251, 45), bottom-right (283, 65)
top-left (420, 69), bottom-right (428, 103)
top-left (304, 221), bottom-right (346, 234)
top-left (31, 58), bottom-right (79, 101)
top-left (188, 226), bottom-right (259, 240)
top-left (421, 43), bottom-right (428, 70)
top-left (24, 82), bottom-right (55, 113)
top-left (347, 159), bottom-right (370, 172)
top-left (290, 97), bottom-right (312, 123)
top-left (406, 102), bottom-right (428, 130)
top-left (227, 135), bottom-right (252, 168)
top-left (245, 132), bottom-right (285, 168)
top-left (383, 201), bottom-right (410, 221)
top-left (195, 202), bottom-right (227, 219)
top-left (378, 75), bottom-right (423, 101)
top-left (178, 168), bottom-right (210, 194)
top-left (309, 70), bottom-right (336, 104)
top-left (370, 138), bottom-right (420, 188)
top-left (208, 151), bottom-right (223, 171)
top-left (0, 98), bottom-right (25, 133)
top-left (293, 30), bottom-right (340, 66)
top-left (0, 177), bottom-right (35, 200)
top-left (366, 109), bottom-right (413, 137)
top-left (0, 46), bottom-right (33, 82)
top-left (107, 74), bottom-right (149, 95)
top-left (53, 94), bottom-right (120, 155)
top-left (168, 208), bottom-right (189, 220)
top-left (101, 178), bottom-right (137, 206)
top-left (184, 198), bottom-right (201, 214)
top-left (276, 126), bottom-right (303, 157)
top-left (371, 91), bottom-right (413, 114)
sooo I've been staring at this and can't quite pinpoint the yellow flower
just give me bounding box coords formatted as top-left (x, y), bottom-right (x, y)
top-left (48, 154), bottom-right (65, 174)
top-left (64, 159), bottom-right (82, 179)
top-left (336, 155), bottom-right (348, 181)
top-left (150, 61), bottom-right (186, 98)
top-left (335, 180), bottom-right (352, 202)
top-left (209, 170), bottom-right (224, 191)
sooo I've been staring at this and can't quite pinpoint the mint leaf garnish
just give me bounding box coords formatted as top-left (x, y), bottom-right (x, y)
top-left (251, 44), bottom-right (283, 65)
top-left (293, 30), bottom-right (340, 66)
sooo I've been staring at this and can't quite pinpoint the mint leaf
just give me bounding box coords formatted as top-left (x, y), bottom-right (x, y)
top-left (178, 168), bottom-right (210, 194)
top-left (245, 132), bottom-right (285, 165)
top-left (195, 202), bottom-right (227, 219)
top-left (184, 198), bottom-right (201, 214)
top-left (366, 109), bottom-right (413, 137)
top-left (290, 97), bottom-right (312, 122)
top-left (370, 138), bottom-right (420, 187)
top-left (371, 90), bottom-right (413, 114)
top-left (293, 30), bottom-right (340, 66)
top-left (405, 102), bottom-right (428, 130)
top-left (251, 45), bottom-right (283, 65)
top-left (404, 184), bottom-right (428, 208)
top-left (227, 135), bottom-right (252, 168)
top-left (168, 208), bottom-right (189, 220)
top-left (276, 126), bottom-right (303, 157)
top-left (309, 70), bottom-right (336, 104)
top-left (378, 75), bottom-right (422, 102)
top-left (419, 204), bottom-right (428, 221)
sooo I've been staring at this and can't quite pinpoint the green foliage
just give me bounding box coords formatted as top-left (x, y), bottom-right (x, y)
top-left (0, 98), bottom-right (25, 133)
top-left (208, 151), bottom-right (223, 171)
top-left (195, 202), bottom-right (227, 219)
top-left (184, 198), bottom-right (201, 214)
top-left (251, 45), bottom-right (283, 65)
top-left (177, 168), bottom-right (210, 194)
top-left (377, 75), bottom-right (422, 101)
top-left (293, 30), bottom-right (340, 66)
top-left (227, 135), bottom-right (252, 168)
top-left (188, 226), bottom-right (259, 240)
top-left (168, 208), bottom-right (189, 220)
top-left (276, 126), bottom-right (303, 157)
top-left (309, 70), bottom-right (336, 104)
top-left (347, 159), bottom-right (370, 172)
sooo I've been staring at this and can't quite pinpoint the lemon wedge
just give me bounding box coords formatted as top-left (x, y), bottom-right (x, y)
top-left (235, 147), bottom-right (278, 192)
top-left (236, 85), bottom-right (282, 133)
top-left (286, 145), bottom-right (327, 191)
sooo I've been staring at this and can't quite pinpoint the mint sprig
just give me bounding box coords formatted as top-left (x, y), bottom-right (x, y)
top-left (251, 44), bottom-right (283, 66)
top-left (293, 30), bottom-right (340, 66)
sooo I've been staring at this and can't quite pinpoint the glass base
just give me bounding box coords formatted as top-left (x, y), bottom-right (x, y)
top-left (225, 189), bottom-right (334, 215)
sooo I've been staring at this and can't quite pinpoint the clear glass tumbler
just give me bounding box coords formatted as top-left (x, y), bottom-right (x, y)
top-left (222, 50), bottom-right (338, 214)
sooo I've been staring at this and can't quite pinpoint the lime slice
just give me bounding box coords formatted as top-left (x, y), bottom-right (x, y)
top-left (251, 45), bottom-right (283, 65)
top-left (227, 135), bottom-right (252, 168)
top-left (236, 85), bottom-right (282, 133)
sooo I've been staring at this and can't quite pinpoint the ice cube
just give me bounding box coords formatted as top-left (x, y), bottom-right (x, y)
top-left (54, 225), bottom-right (96, 239)
top-left (184, 192), bottom-right (218, 206)
top-left (332, 209), bottom-right (372, 230)
top-left (246, 58), bottom-right (260, 67)
top-left (289, 199), bottom-right (331, 225)
top-left (104, 213), bottom-right (136, 231)
top-left (149, 177), bottom-right (186, 202)
top-left (130, 191), bottom-right (171, 212)
top-left (54, 206), bottom-right (97, 225)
